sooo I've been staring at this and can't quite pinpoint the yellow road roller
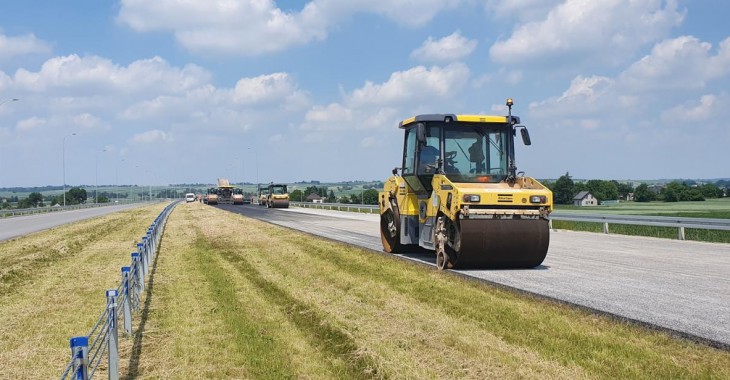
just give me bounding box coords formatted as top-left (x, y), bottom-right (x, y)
top-left (379, 99), bottom-right (552, 270)
top-left (267, 183), bottom-right (290, 208)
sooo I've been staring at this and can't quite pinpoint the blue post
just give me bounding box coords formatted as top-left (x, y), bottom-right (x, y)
top-left (70, 336), bottom-right (89, 380)
top-left (137, 242), bottom-right (147, 277)
top-left (132, 252), bottom-right (143, 295)
top-left (106, 289), bottom-right (119, 380)
top-left (121, 267), bottom-right (132, 334)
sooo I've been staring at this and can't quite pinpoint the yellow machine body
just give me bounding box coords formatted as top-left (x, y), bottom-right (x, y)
top-left (379, 103), bottom-right (553, 269)
top-left (267, 183), bottom-right (290, 208)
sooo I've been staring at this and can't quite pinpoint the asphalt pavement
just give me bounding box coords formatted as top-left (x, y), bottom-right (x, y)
top-left (0, 204), bottom-right (147, 241)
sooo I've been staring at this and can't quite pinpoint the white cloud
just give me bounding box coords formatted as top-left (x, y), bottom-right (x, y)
top-left (13, 55), bottom-right (210, 95)
top-left (361, 136), bottom-right (377, 148)
top-left (0, 32), bottom-right (52, 60)
top-left (232, 73), bottom-right (302, 105)
top-left (529, 75), bottom-right (615, 118)
top-left (485, 0), bottom-right (563, 22)
top-left (73, 113), bottom-right (109, 131)
top-left (131, 129), bottom-right (170, 144)
top-left (347, 63), bottom-right (470, 107)
top-left (117, 0), bottom-right (462, 55)
top-left (620, 36), bottom-right (730, 92)
top-left (410, 31), bottom-right (477, 63)
top-left (661, 94), bottom-right (721, 123)
top-left (490, 0), bottom-right (684, 66)
top-left (16, 116), bottom-right (46, 132)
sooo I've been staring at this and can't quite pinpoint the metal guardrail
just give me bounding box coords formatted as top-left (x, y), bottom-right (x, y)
top-left (0, 201), bottom-right (145, 218)
top-left (59, 201), bottom-right (179, 380)
top-left (290, 202), bottom-right (730, 240)
top-left (550, 212), bottom-right (730, 240)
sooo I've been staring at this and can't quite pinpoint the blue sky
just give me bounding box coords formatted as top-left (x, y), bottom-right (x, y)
top-left (0, 0), bottom-right (728, 188)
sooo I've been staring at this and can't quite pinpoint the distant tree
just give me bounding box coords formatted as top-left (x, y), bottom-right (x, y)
top-left (27, 192), bottom-right (44, 207)
top-left (612, 181), bottom-right (634, 200)
top-left (66, 187), bottom-right (88, 205)
top-left (290, 189), bottom-right (304, 202)
top-left (686, 189), bottom-right (705, 202)
top-left (326, 190), bottom-right (336, 203)
top-left (349, 193), bottom-right (361, 204)
top-left (338, 196), bottom-right (351, 204)
top-left (585, 180), bottom-right (618, 203)
top-left (633, 184), bottom-right (655, 202)
top-left (362, 189), bottom-right (379, 205)
top-left (699, 183), bottom-right (722, 198)
top-left (553, 172), bottom-right (575, 204)
top-left (97, 195), bottom-right (110, 203)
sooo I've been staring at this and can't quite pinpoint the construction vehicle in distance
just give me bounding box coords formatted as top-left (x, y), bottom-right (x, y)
top-left (205, 187), bottom-right (219, 205)
top-left (215, 178), bottom-right (244, 205)
top-left (379, 99), bottom-right (552, 270)
top-left (266, 183), bottom-right (290, 208)
top-left (257, 185), bottom-right (269, 207)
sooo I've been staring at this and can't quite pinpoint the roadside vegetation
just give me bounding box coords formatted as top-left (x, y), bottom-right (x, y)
top-left (0, 203), bottom-right (167, 379)
top-left (3, 202), bottom-right (729, 379)
top-left (130, 203), bottom-right (729, 379)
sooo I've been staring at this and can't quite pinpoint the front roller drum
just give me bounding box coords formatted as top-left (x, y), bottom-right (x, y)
top-left (456, 218), bottom-right (550, 268)
top-left (271, 199), bottom-right (290, 208)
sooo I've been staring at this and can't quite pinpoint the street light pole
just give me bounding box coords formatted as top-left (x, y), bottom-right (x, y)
top-left (95, 149), bottom-right (107, 204)
top-left (247, 147), bottom-right (259, 185)
top-left (62, 133), bottom-right (77, 207)
top-left (0, 98), bottom-right (19, 107)
top-left (0, 99), bottom-right (19, 193)
top-left (116, 158), bottom-right (125, 204)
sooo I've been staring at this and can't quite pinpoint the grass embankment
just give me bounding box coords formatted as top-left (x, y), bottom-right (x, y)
top-left (132, 203), bottom-right (730, 379)
top-left (0, 203), bottom-right (168, 379)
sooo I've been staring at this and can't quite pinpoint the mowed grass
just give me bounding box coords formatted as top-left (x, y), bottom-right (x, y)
top-left (130, 203), bottom-right (730, 379)
top-left (0, 203), bottom-right (168, 379)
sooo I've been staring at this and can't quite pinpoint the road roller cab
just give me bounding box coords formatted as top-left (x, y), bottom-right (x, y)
top-left (379, 99), bottom-right (553, 270)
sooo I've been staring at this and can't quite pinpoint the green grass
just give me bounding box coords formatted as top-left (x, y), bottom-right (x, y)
top-left (132, 204), bottom-right (730, 379)
top-left (555, 198), bottom-right (730, 216)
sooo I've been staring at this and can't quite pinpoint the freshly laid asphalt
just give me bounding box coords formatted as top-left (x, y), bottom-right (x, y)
top-left (0, 204), bottom-right (146, 242)
top-left (216, 203), bottom-right (730, 349)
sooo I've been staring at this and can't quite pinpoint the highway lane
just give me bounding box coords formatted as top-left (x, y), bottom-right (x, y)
top-left (0, 204), bottom-right (147, 241)
top-left (217, 203), bottom-right (730, 349)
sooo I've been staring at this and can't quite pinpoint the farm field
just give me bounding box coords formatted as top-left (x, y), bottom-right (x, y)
top-left (555, 197), bottom-right (730, 217)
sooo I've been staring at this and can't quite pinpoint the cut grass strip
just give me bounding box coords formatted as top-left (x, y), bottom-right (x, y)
top-left (193, 235), bottom-right (297, 379)
top-left (282, 233), bottom-right (729, 379)
top-left (211, 240), bottom-right (382, 379)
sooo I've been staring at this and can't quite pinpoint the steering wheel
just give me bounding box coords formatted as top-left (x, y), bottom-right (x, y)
top-left (445, 151), bottom-right (457, 159)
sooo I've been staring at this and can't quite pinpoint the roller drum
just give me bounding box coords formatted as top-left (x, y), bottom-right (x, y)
top-left (456, 218), bottom-right (549, 268)
top-left (271, 199), bottom-right (290, 208)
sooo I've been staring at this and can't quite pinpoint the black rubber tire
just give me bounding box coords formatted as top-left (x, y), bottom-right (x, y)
top-left (380, 208), bottom-right (404, 253)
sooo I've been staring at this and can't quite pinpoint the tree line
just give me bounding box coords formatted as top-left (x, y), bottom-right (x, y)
top-left (0, 187), bottom-right (114, 209)
top-left (545, 173), bottom-right (727, 205)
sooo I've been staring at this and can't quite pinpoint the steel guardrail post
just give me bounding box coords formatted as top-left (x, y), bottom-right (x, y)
top-left (121, 267), bottom-right (132, 334)
top-left (679, 226), bottom-right (685, 240)
top-left (106, 289), bottom-right (119, 380)
top-left (132, 252), bottom-right (143, 294)
top-left (138, 241), bottom-right (147, 278)
top-left (70, 336), bottom-right (89, 380)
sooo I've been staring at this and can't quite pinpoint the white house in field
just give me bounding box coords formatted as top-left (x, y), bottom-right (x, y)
top-left (573, 191), bottom-right (598, 206)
